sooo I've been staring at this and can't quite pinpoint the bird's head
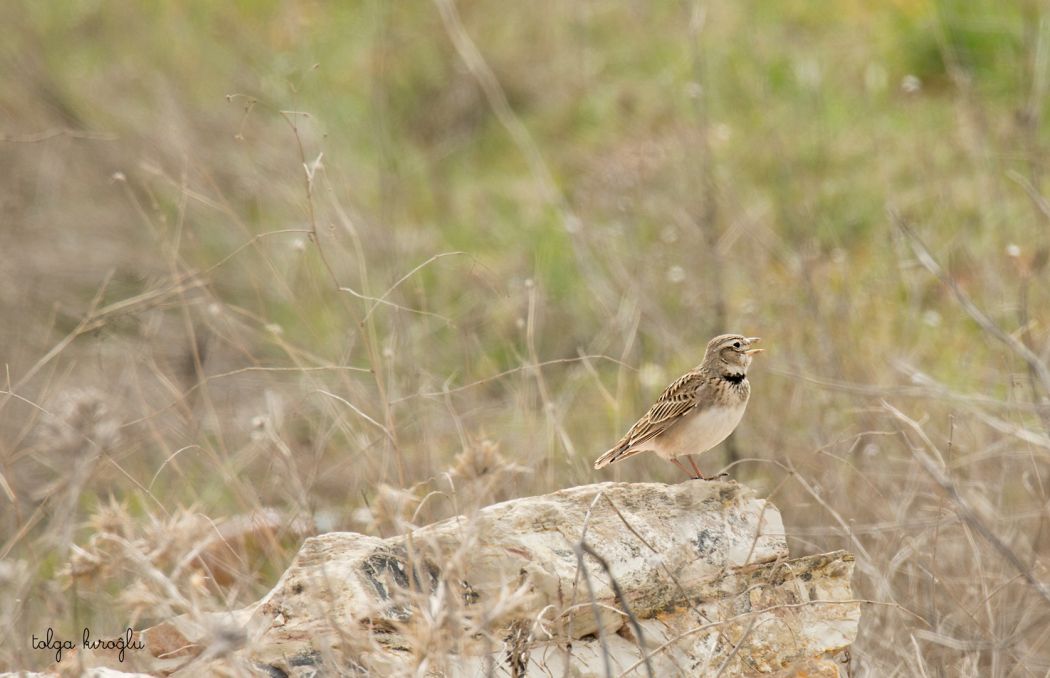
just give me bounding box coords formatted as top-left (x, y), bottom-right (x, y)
top-left (703, 334), bottom-right (764, 376)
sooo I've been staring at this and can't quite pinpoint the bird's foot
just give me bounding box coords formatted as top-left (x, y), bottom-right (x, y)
top-left (692, 471), bottom-right (730, 481)
top-left (686, 455), bottom-right (727, 480)
top-left (673, 457), bottom-right (732, 481)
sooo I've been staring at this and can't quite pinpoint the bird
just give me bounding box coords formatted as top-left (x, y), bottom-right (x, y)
top-left (593, 334), bottom-right (764, 480)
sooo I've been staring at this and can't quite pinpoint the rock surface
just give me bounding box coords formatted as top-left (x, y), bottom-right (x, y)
top-left (14, 481), bottom-right (859, 676)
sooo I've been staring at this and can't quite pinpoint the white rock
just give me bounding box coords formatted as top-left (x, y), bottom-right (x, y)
top-left (29, 481), bottom-right (858, 677)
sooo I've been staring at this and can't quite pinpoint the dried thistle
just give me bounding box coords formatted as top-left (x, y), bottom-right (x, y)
top-left (362, 483), bottom-right (421, 535)
top-left (38, 387), bottom-right (121, 457)
top-left (451, 438), bottom-right (528, 481)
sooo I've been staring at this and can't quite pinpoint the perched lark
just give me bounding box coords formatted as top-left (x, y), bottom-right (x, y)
top-left (594, 334), bottom-right (764, 480)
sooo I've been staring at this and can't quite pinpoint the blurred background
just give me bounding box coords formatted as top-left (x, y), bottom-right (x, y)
top-left (2, 0), bottom-right (1050, 675)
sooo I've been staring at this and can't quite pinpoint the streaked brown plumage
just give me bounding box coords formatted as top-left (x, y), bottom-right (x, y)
top-left (593, 334), bottom-right (764, 479)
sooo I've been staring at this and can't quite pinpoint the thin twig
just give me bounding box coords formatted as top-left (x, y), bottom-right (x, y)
top-left (712, 616), bottom-right (758, 677)
top-left (600, 492), bottom-right (762, 673)
top-left (0, 128), bottom-right (117, 143)
top-left (885, 401), bottom-right (1050, 607)
top-left (565, 490), bottom-right (605, 674)
top-left (895, 215), bottom-right (1050, 401)
top-left (432, 0), bottom-right (617, 310)
top-left (577, 542), bottom-right (656, 678)
top-left (769, 365), bottom-right (1050, 414)
top-left (315, 389), bottom-right (397, 446)
top-left (359, 251), bottom-right (466, 324)
top-left (397, 355), bottom-right (634, 402)
top-left (1006, 169), bottom-right (1050, 225)
top-left (574, 544), bottom-right (614, 678)
top-left (616, 598), bottom-right (881, 678)
top-left (600, 495), bottom-right (707, 621)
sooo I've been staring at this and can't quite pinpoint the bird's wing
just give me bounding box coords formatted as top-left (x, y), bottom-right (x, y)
top-left (618, 371), bottom-right (707, 450)
top-left (594, 370), bottom-right (709, 469)
top-left (620, 371), bottom-right (704, 448)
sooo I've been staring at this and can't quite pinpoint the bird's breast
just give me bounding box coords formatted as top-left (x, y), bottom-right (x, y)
top-left (653, 402), bottom-right (748, 460)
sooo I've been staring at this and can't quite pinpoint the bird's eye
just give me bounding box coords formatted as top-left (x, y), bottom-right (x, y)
top-left (733, 341), bottom-right (741, 349)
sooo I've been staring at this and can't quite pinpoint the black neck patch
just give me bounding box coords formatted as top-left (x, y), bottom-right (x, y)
top-left (722, 372), bottom-right (746, 384)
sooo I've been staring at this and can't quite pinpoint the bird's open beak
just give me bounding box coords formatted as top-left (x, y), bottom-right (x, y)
top-left (744, 337), bottom-right (764, 355)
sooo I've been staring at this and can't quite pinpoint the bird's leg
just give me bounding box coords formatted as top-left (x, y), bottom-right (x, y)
top-left (670, 458), bottom-right (698, 480)
top-left (686, 455), bottom-right (704, 479)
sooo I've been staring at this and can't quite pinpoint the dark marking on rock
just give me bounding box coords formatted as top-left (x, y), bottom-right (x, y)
top-left (291, 581), bottom-right (304, 595)
top-left (361, 549), bottom-right (442, 620)
top-left (259, 664), bottom-right (289, 678)
top-left (289, 650), bottom-right (322, 667)
top-left (461, 579), bottom-right (481, 605)
top-left (694, 528), bottom-right (721, 556)
top-left (552, 548), bottom-right (575, 561)
top-left (362, 550), bottom-right (441, 599)
top-left (362, 553), bottom-right (400, 600)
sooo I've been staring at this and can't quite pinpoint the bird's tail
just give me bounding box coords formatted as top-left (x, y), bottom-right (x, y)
top-left (593, 443), bottom-right (644, 469)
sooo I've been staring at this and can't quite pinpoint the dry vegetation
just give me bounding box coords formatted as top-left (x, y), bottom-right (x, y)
top-left (2, 0), bottom-right (1050, 675)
